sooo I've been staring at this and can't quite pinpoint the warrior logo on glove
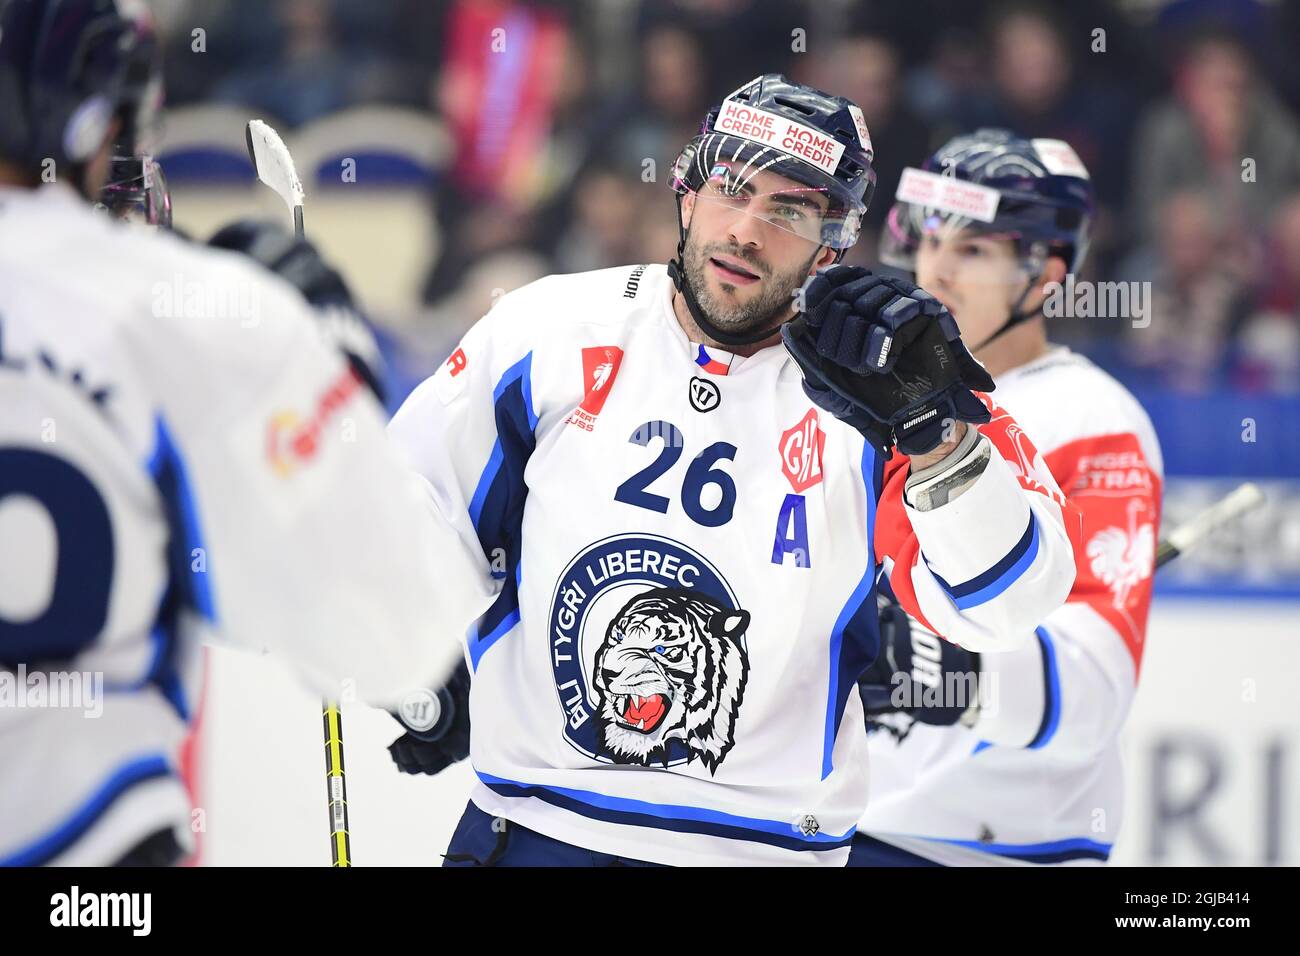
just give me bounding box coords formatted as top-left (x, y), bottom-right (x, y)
top-left (781, 267), bottom-right (996, 457)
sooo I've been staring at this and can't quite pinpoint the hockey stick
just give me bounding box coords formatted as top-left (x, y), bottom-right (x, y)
top-left (246, 119), bottom-right (305, 236)
top-left (1155, 481), bottom-right (1264, 569)
top-left (322, 703), bottom-right (351, 867)
top-left (245, 119), bottom-right (350, 866)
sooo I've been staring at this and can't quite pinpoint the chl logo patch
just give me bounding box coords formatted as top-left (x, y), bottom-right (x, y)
top-left (779, 408), bottom-right (825, 493)
top-left (549, 534), bottom-right (750, 773)
top-left (689, 376), bottom-right (721, 413)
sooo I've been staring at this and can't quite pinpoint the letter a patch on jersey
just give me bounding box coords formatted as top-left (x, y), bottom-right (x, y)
top-left (567, 346), bottom-right (624, 431)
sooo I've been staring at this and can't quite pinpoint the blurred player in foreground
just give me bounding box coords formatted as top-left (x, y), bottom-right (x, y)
top-left (851, 130), bottom-right (1163, 866)
top-left (0, 0), bottom-right (491, 865)
top-left (386, 75), bottom-right (1081, 866)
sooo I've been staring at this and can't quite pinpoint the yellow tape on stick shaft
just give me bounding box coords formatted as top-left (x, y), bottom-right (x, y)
top-left (323, 701), bottom-right (351, 867)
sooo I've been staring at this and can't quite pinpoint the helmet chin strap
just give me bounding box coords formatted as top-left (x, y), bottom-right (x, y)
top-left (667, 254), bottom-right (788, 348)
top-left (967, 271), bottom-right (1045, 354)
top-left (668, 193), bottom-right (827, 349)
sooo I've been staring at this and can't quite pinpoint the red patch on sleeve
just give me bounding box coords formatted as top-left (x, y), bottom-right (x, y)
top-left (1045, 432), bottom-right (1163, 672)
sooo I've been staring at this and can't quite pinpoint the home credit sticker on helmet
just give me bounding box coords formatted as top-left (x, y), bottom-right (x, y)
top-left (896, 167), bottom-right (1001, 223)
top-left (715, 97), bottom-right (846, 175)
top-left (847, 104), bottom-right (873, 157)
top-left (1032, 139), bottom-right (1090, 179)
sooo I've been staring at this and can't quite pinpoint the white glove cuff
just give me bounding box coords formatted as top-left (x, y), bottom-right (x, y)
top-left (905, 426), bottom-right (990, 512)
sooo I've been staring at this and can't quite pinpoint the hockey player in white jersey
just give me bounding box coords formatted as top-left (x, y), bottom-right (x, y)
top-left (386, 76), bottom-right (1082, 866)
top-left (0, 0), bottom-right (491, 866)
top-left (848, 130), bottom-right (1164, 866)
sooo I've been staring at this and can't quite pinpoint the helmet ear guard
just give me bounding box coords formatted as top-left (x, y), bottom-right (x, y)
top-left (1014, 240), bottom-right (1049, 279)
top-left (668, 140), bottom-right (696, 195)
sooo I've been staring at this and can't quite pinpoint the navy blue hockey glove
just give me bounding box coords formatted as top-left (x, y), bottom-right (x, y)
top-left (208, 218), bottom-right (387, 403)
top-left (860, 593), bottom-right (980, 730)
top-left (781, 267), bottom-right (995, 457)
top-left (388, 661), bottom-right (471, 776)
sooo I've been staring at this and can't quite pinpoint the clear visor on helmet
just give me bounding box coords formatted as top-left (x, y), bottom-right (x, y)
top-left (97, 154), bottom-right (172, 228)
top-left (671, 134), bottom-right (864, 250)
top-left (880, 166), bottom-right (1046, 278)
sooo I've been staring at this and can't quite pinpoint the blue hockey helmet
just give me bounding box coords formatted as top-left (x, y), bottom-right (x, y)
top-left (667, 73), bottom-right (878, 347)
top-left (0, 0), bottom-right (162, 194)
top-left (671, 73), bottom-right (877, 252)
top-left (881, 128), bottom-right (1094, 276)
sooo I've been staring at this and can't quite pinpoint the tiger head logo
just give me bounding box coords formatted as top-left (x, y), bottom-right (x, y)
top-left (592, 588), bottom-right (750, 774)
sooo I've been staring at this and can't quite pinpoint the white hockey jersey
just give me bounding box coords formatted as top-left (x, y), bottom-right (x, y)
top-left (860, 346), bottom-right (1164, 865)
top-left (388, 262), bottom-right (1080, 866)
top-left (0, 184), bottom-right (492, 866)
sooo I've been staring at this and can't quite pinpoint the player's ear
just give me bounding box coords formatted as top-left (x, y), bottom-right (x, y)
top-left (811, 246), bottom-right (837, 274)
top-left (680, 191), bottom-right (696, 229)
top-left (1037, 255), bottom-right (1068, 294)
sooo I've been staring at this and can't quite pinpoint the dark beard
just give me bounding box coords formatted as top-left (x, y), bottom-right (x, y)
top-left (683, 235), bottom-right (819, 339)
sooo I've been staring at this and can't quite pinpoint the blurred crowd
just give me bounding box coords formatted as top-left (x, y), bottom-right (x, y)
top-left (147, 0), bottom-right (1300, 394)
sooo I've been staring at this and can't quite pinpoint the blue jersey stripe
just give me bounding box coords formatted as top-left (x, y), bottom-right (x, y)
top-left (101, 622), bottom-right (189, 721)
top-left (972, 629), bottom-right (1060, 754)
top-left (494, 351), bottom-right (539, 430)
top-left (1027, 627), bottom-right (1062, 749)
top-left (467, 353), bottom-right (537, 670)
top-left (147, 416), bottom-right (215, 623)
top-left (929, 513), bottom-right (1039, 610)
top-left (469, 563), bottom-right (523, 671)
top-left (925, 833), bottom-right (1112, 863)
top-left (136, 415), bottom-right (213, 719)
top-left (821, 444), bottom-right (882, 779)
top-left (0, 754), bottom-right (173, 866)
top-left (969, 627), bottom-right (1061, 755)
top-left (467, 442), bottom-right (505, 534)
top-left (846, 833), bottom-right (946, 866)
top-left (476, 770), bottom-right (856, 852)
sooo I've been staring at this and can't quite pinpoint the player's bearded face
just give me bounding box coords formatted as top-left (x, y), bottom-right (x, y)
top-left (682, 226), bottom-right (821, 336)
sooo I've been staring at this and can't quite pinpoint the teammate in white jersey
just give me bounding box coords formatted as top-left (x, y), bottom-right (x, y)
top-left (849, 130), bottom-right (1163, 866)
top-left (0, 0), bottom-right (490, 865)
top-left (386, 76), bottom-right (1080, 866)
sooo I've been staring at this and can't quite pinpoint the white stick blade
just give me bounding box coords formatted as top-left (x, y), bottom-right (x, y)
top-left (245, 118), bottom-right (305, 214)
